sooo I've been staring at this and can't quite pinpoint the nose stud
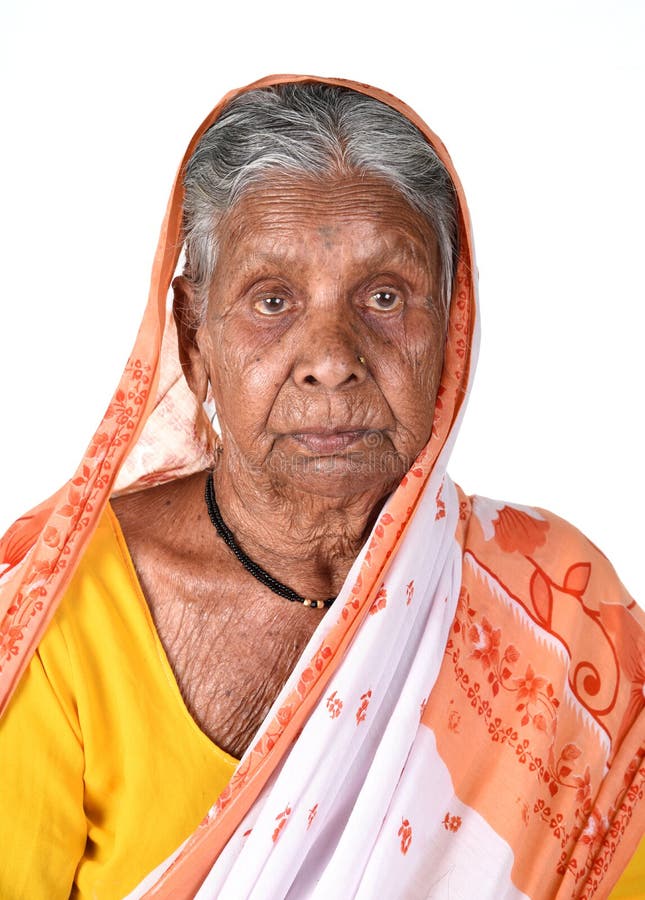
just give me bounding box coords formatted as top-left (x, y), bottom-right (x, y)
top-left (357, 355), bottom-right (366, 365)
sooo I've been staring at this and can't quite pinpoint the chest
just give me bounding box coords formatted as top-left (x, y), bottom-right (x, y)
top-left (148, 582), bottom-right (323, 759)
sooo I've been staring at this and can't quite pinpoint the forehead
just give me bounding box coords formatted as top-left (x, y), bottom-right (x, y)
top-left (216, 174), bottom-right (438, 271)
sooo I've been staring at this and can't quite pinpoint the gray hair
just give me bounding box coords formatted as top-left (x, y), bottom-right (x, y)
top-left (182, 83), bottom-right (458, 322)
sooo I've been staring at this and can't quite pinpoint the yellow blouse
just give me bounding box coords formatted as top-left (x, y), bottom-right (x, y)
top-left (0, 504), bottom-right (237, 899)
top-left (0, 504), bottom-right (641, 898)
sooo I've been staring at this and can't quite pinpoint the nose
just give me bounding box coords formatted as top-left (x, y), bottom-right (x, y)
top-left (292, 319), bottom-right (367, 390)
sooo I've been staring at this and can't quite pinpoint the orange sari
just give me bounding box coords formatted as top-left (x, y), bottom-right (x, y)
top-left (0, 75), bottom-right (642, 899)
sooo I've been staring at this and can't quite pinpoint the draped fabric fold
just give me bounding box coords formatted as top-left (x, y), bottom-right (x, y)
top-left (1, 75), bottom-right (642, 899)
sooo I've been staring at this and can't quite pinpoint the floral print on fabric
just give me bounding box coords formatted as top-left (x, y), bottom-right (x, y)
top-left (419, 495), bottom-right (645, 897)
top-left (1, 74), bottom-right (642, 900)
top-left (0, 356), bottom-right (154, 683)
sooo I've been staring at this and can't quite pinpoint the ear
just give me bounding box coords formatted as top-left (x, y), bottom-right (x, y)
top-left (172, 275), bottom-right (209, 401)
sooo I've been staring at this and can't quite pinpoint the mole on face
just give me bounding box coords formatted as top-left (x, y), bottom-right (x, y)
top-left (317, 224), bottom-right (338, 251)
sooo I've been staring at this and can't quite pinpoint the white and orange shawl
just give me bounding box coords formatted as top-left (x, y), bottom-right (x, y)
top-left (0, 75), bottom-right (642, 899)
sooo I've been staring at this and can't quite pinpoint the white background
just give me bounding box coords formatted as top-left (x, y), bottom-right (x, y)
top-left (0, 0), bottom-right (642, 598)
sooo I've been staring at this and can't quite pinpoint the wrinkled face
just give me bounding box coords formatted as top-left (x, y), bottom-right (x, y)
top-left (188, 174), bottom-right (447, 499)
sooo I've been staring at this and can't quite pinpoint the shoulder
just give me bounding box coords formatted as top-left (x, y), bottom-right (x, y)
top-left (35, 502), bottom-right (149, 662)
top-left (110, 468), bottom-right (213, 564)
top-left (457, 491), bottom-right (644, 744)
top-left (444, 490), bottom-right (644, 897)
top-left (462, 492), bottom-right (636, 611)
top-left (110, 469), bottom-right (230, 625)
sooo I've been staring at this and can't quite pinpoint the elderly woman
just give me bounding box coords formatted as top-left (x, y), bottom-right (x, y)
top-left (0, 76), bottom-right (642, 899)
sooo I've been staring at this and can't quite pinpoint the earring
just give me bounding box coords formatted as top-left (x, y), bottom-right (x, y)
top-left (202, 381), bottom-right (219, 430)
top-left (357, 355), bottom-right (366, 365)
top-left (202, 381), bottom-right (223, 458)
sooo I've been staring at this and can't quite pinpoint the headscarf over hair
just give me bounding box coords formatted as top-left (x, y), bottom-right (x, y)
top-left (0, 75), bottom-right (475, 711)
top-left (1, 76), bottom-right (642, 900)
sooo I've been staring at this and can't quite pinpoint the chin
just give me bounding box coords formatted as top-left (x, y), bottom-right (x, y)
top-left (267, 451), bottom-right (406, 500)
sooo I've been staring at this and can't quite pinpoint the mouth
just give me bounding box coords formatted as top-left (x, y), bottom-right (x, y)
top-left (290, 429), bottom-right (372, 455)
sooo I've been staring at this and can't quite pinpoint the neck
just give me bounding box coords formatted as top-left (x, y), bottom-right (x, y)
top-left (212, 454), bottom-right (390, 601)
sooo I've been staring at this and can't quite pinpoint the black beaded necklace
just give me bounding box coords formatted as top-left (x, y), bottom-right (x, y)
top-left (204, 474), bottom-right (335, 609)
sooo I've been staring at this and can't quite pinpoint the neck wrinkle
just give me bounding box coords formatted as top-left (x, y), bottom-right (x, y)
top-left (210, 462), bottom-right (386, 600)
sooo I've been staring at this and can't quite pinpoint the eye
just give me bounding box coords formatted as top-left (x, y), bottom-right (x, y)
top-left (253, 296), bottom-right (290, 316)
top-left (365, 290), bottom-right (402, 312)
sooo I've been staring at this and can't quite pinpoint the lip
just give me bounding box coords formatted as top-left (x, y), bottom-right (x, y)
top-left (290, 429), bottom-right (369, 454)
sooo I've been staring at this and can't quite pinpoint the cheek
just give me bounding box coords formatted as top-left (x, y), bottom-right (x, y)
top-left (405, 308), bottom-right (446, 387)
top-left (207, 326), bottom-right (292, 435)
top-left (375, 310), bottom-right (445, 437)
